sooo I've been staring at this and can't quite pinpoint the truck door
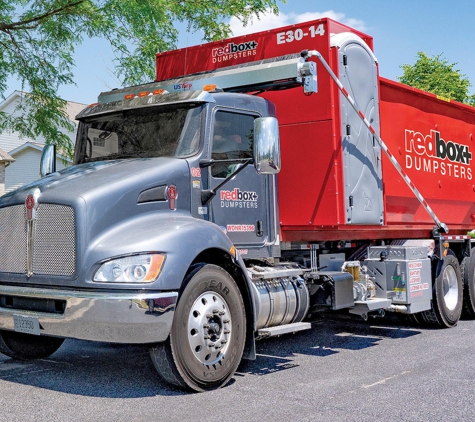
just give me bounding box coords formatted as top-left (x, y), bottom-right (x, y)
top-left (208, 109), bottom-right (274, 255)
top-left (335, 34), bottom-right (384, 225)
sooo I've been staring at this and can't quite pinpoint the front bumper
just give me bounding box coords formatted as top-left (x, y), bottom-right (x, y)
top-left (0, 285), bottom-right (177, 344)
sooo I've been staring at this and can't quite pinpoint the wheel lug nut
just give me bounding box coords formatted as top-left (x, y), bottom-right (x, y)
top-left (206, 313), bottom-right (213, 318)
top-left (203, 335), bottom-right (210, 339)
top-left (219, 311), bottom-right (225, 316)
top-left (209, 343), bottom-right (215, 348)
top-left (203, 324), bottom-right (210, 329)
top-left (224, 330), bottom-right (230, 334)
top-left (213, 309), bottom-right (220, 314)
top-left (221, 339), bottom-right (227, 344)
top-left (223, 319), bottom-right (230, 323)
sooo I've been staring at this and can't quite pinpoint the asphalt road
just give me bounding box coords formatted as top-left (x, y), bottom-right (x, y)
top-left (0, 314), bottom-right (474, 422)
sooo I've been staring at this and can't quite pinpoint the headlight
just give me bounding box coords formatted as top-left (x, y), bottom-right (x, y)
top-left (93, 254), bottom-right (165, 283)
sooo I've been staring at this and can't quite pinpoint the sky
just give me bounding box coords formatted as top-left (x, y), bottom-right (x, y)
top-left (7, 0), bottom-right (475, 106)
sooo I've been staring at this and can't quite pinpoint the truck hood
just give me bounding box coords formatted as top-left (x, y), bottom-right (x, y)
top-left (0, 157), bottom-right (196, 286)
top-left (0, 157), bottom-right (192, 248)
top-left (0, 158), bottom-right (190, 206)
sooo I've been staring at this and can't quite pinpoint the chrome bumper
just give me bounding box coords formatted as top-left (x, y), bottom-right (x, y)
top-left (0, 285), bottom-right (177, 344)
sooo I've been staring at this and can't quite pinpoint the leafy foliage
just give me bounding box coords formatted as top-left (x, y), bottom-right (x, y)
top-left (399, 52), bottom-right (475, 106)
top-left (0, 0), bottom-right (281, 154)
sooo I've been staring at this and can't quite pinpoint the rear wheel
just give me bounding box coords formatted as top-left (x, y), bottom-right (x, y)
top-left (422, 254), bottom-right (462, 327)
top-left (150, 264), bottom-right (246, 392)
top-left (461, 248), bottom-right (475, 319)
top-left (0, 331), bottom-right (64, 360)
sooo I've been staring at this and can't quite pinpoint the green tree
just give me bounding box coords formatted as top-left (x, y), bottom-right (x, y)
top-left (0, 0), bottom-right (281, 156)
top-left (399, 52), bottom-right (475, 106)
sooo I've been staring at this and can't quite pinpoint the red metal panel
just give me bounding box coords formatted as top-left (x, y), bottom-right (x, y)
top-left (155, 18), bottom-right (373, 81)
top-left (278, 120), bottom-right (344, 231)
top-left (380, 77), bottom-right (475, 230)
top-left (258, 45), bottom-right (343, 124)
top-left (154, 18), bottom-right (475, 239)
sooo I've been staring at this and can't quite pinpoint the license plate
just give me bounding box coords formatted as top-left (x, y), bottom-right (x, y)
top-left (13, 315), bottom-right (40, 336)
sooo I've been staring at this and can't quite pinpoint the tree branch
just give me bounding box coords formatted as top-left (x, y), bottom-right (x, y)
top-left (0, 0), bottom-right (86, 32)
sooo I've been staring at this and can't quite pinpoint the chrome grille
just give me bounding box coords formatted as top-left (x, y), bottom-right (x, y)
top-left (0, 204), bottom-right (76, 276)
top-left (0, 206), bottom-right (27, 273)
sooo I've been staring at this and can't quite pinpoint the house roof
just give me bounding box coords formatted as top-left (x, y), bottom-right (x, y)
top-left (0, 91), bottom-right (87, 123)
top-left (9, 141), bottom-right (72, 162)
top-left (65, 101), bottom-right (87, 122)
top-left (0, 147), bottom-right (14, 162)
top-left (0, 91), bottom-right (24, 111)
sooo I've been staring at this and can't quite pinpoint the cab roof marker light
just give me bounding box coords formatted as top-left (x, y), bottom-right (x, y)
top-left (124, 93), bottom-right (136, 100)
top-left (203, 84), bottom-right (218, 92)
top-left (138, 91), bottom-right (151, 97)
top-left (152, 89), bottom-right (169, 95)
top-left (88, 102), bottom-right (99, 108)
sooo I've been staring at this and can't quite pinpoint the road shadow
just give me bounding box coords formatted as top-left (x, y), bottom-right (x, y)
top-left (237, 313), bottom-right (422, 378)
top-left (0, 340), bottom-right (186, 398)
top-left (0, 313), bottom-right (422, 397)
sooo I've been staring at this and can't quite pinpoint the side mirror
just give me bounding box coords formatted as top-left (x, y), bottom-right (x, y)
top-left (253, 117), bottom-right (281, 175)
top-left (40, 144), bottom-right (57, 177)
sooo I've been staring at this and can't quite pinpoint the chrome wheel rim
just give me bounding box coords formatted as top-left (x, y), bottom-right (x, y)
top-left (187, 291), bottom-right (231, 366)
top-left (443, 265), bottom-right (459, 311)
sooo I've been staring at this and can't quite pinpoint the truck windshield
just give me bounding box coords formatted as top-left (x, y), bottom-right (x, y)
top-left (74, 105), bottom-right (202, 164)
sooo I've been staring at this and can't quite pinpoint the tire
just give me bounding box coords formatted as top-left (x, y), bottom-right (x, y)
top-left (422, 254), bottom-right (463, 327)
top-left (405, 313), bottom-right (424, 326)
top-left (0, 331), bottom-right (64, 360)
top-left (461, 248), bottom-right (475, 319)
top-left (150, 264), bottom-right (246, 392)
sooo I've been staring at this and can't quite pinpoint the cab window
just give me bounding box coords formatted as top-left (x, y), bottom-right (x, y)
top-left (211, 111), bottom-right (254, 178)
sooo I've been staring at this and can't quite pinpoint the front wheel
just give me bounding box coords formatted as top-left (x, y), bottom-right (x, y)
top-left (0, 331), bottom-right (64, 360)
top-left (422, 254), bottom-right (462, 327)
top-left (150, 264), bottom-right (246, 392)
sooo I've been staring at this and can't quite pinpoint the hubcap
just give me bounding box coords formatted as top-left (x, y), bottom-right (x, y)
top-left (442, 265), bottom-right (459, 311)
top-left (187, 291), bottom-right (231, 366)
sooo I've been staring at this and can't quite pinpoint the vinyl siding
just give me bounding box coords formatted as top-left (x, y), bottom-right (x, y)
top-left (0, 163), bottom-right (5, 196)
top-left (4, 148), bottom-right (68, 193)
top-left (0, 92), bottom-right (85, 194)
top-left (0, 97), bottom-right (47, 152)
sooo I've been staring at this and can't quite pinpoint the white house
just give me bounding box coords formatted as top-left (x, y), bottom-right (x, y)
top-left (0, 91), bottom-right (86, 194)
top-left (0, 148), bottom-right (14, 196)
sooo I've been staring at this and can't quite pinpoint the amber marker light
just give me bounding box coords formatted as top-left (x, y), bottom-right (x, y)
top-left (443, 242), bottom-right (450, 257)
top-left (203, 84), bottom-right (218, 92)
top-left (143, 254), bottom-right (166, 282)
